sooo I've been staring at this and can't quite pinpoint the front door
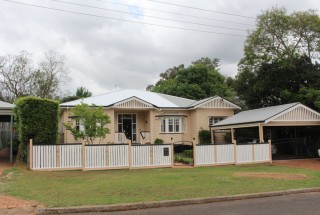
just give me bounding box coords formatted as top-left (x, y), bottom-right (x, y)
top-left (118, 114), bottom-right (137, 143)
top-left (123, 119), bottom-right (132, 141)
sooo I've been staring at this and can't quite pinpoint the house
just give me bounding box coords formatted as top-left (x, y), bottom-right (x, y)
top-left (60, 89), bottom-right (240, 145)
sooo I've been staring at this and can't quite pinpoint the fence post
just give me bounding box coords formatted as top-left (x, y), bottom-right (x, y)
top-left (29, 139), bottom-right (33, 170)
top-left (171, 143), bottom-right (174, 168)
top-left (82, 142), bottom-right (85, 171)
top-left (106, 144), bottom-right (109, 167)
top-left (234, 140), bottom-right (237, 164)
top-left (268, 139), bottom-right (273, 163)
top-left (150, 145), bottom-right (154, 166)
top-left (214, 143), bottom-right (217, 164)
top-left (56, 145), bottom-right (60, 168)
top-left (193, 142), bottom-right (197, 167)
top-left (128, 141), bottom-right (132, 169)
top-left (252, 143), bottom-right (255, 162)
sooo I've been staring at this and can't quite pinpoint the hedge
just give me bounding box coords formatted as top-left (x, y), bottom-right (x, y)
top-left (14, 97), bottom-right (60, 162)
top-left (198, 129), bottom-right (211, 144)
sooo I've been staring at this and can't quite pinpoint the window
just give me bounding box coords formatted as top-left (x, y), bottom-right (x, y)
top-left (75, 119), bottom-right (85, 132)
top-left (208, 117), bottom-right (226, 126)
top-left (160, 117), bottom-right (185, 133)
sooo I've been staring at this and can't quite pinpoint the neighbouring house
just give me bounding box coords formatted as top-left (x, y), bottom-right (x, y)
top-left (60, 89), bottom-right (240, 145)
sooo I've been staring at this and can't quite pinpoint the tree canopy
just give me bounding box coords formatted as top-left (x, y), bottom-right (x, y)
top-left (147, 57), bottom-right (235, 100)
top-left (64, 103), bottom-right (110, 144)
top-left (0, 50), bottom-right (70, 103)
top-left (61, 87), bottom-right (93, 103)
top-left (239, 8), bottom-right (320, 72)
top-left (236, 8), bottom-right (320, 110)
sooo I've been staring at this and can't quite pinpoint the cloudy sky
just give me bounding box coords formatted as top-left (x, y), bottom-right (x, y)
top-left (0, 0), bottom-right (319, 96)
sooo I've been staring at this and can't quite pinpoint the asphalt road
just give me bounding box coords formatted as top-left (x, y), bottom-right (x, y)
top-left (68, 192), bottom-right (320, 215)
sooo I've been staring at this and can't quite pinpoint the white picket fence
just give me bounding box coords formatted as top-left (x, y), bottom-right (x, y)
top-left (31, 142), bottom-right (271, 171)
top-left (31, 144), bottom-right (171, 170)
top-left (195, 143), bottom-right (271, 166)
top-left (32, 144), bottom-right (83, 169)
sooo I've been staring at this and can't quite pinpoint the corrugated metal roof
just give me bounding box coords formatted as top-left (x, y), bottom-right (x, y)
top-left (60, 89), bottom-right (196, 108)
top-left (212, 103), bottom-right (299, 127)
top-left (0, 101), bottom-right (14, 109)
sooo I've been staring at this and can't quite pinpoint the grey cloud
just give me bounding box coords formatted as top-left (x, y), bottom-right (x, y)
top-left (0, 0), bottom-right (319, 95)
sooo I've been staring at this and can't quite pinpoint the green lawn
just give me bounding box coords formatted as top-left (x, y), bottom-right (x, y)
top-left (1, 164), bottom-right (320, 207)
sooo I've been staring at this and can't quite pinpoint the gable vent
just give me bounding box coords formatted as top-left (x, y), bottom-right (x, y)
top-left (273, 106), bottom-right (320, 121)
top-left (199, 98), bottom-right (237, 109)
top-left (114, 98), bottom-right (153, 109)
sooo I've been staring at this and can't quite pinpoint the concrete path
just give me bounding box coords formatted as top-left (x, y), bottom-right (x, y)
top-left (73, 192), bottom-right (320, 215)
top-left (273, 158), bottom-right (320, 171)
top-left (0, 148), bottom-right (43, 214)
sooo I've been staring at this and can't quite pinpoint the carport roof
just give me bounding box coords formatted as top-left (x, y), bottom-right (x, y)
top-left (211, 102), bottom-right (320, 129)
top-left (0, 101), bottom-right (14, 110)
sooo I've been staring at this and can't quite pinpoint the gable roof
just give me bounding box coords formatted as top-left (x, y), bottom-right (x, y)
top-left (60, 89), bottom-right (240, 109)
top-left (212, 103), bottom-right (300, 127)
top-left (0, 101), bottom-right (14, 110)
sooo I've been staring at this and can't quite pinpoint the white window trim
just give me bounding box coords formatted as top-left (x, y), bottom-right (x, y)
top-left (208, 116), bottom-right (226, 127)
top-left (160, 117), bottom-right (185, 134)
top-left (75, 119), bottom-right (85, 132)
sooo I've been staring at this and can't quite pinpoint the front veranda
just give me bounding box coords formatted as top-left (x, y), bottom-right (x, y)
top-left (114, 110), bottom-right (153, 144)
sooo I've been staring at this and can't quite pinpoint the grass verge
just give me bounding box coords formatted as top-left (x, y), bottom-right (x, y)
top-left (1, 164), bottom-right (320, 207)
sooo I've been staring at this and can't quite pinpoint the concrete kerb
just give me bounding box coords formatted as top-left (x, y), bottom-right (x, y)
top-left (36, 187), bottom-right (320, 215)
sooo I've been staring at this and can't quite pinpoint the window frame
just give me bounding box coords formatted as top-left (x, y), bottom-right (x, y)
top-left (160, 117), bottom-right (185, 134)
top-left (208, 116), bottom-right (226, 127)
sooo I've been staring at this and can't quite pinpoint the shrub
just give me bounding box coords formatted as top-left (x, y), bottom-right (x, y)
top-left (183, 150), bottom-right (193, 157)
top-left (198, 129), bottom-right (211, 144)
top-left (154, 138), bottom-right (164, 144)
top-left (14, 97), bottom-right (59, 162)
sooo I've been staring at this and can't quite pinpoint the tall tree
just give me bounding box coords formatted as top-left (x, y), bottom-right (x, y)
top-left (236, 55), bottom-right (320, 110)
top-left (239, 7), bottom-right (320, 73)
top-left (0, 51), bottom-right (34, 102)
top-left (0, 50), bottom-right (70, 102)
top-left (32, 50), bottom-right (70, 99)
top-left (236, 8), bottom-right (320, 110)
top-left (147, 57), bottom-right (235, 100)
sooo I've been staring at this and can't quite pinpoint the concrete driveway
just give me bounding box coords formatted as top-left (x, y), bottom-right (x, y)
top-left (273, 159), bottom-right (320, 171)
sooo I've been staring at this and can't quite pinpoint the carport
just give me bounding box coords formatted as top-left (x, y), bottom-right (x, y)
top-left (211, 103), bottom-right (320, 159)
top-left (0, 101), bottom-right (14, 163)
